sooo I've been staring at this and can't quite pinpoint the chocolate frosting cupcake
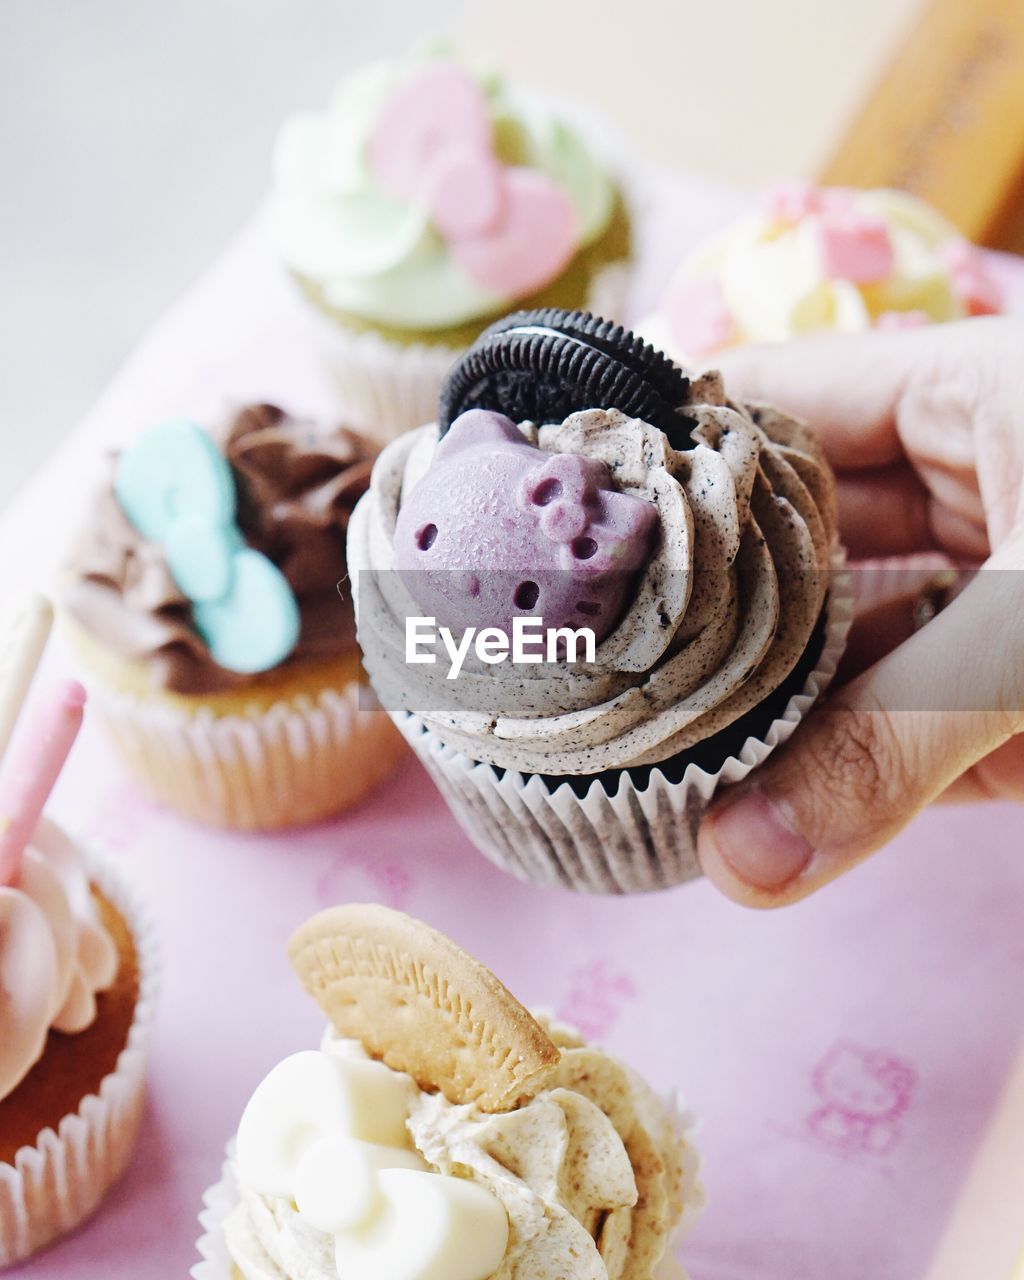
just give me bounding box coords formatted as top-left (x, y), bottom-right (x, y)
top-left (64, 405), bottom-right (376, 695)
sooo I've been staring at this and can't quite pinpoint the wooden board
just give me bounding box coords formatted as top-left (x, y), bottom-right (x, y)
top-left (821, 0), bottom-right (1024, 248)
top-left (459, 0), bottom-right (922, 183)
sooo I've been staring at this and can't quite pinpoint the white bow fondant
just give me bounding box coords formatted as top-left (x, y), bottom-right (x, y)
top-left (235, 1045), bottom-right (509, 1280)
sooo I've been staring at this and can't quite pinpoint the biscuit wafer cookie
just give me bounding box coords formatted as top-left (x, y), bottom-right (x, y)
top-left (288, 904), bottom-right (560, 1112)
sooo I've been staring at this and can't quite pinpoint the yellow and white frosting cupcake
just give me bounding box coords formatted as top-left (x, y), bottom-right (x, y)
top-left (641, 183), bottom-right (1006, 364)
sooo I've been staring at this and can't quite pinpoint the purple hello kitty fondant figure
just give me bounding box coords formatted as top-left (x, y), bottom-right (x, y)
top-left (393, 409), bottom-right (658, 642)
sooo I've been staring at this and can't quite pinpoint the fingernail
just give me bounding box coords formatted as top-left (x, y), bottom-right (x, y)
top-left (705, 788), bottom-right (812, 890)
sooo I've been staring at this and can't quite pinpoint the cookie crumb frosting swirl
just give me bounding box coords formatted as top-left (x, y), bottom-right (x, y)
top-left (223, 904), bottom-right (701, 1278)
top-left (225, 1023), bottom-right (699, 1280)
top-left (351, 370), bottom-right (838, 775)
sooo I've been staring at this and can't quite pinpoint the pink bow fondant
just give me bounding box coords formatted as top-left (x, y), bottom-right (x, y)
top-left (815, 207), bottom-right (894, 284)
top-left (367, 63), bottom-right (578, 297)
top-left (759, 182), bottom-right (896, 285)
top-left (664, 275), bottom-right (736, 357)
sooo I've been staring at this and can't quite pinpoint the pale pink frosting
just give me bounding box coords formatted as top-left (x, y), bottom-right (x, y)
top-left (0, 817), bottom-right (118, 1102)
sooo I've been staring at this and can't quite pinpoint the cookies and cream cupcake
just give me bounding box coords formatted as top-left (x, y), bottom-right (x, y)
top-left (193, 905), bottom-right (702, 1279)
top-left (62, 405), bottom-right (405, 831)
top-left (639, 183), bottom-right (1006, 364)
top-left (271, 48), bottom-right (634, 440)
top-left (347, 309), bottom-right (850, 892)
top-left (0, 607), bottom-right (157, 1264)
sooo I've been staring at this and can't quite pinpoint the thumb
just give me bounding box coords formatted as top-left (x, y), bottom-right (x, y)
top-left (697, 543), bottom-right (1024, 906)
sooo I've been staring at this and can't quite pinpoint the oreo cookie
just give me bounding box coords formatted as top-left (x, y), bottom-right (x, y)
top-left (438, 309), bottom-right (695, 448)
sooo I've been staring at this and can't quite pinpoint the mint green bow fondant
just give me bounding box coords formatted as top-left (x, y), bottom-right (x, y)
top-left (115, 419), bottom-right (301, 674)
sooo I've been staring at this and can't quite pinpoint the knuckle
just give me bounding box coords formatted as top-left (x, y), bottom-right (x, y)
top-left (793, 700), bottom-right (913, 837)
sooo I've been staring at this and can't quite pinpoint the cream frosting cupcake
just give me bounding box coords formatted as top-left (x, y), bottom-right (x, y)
top-left (193, 905), bottom-right (702, 1280)
top-left (272, 47), bottom-right (634, 441)
top-left (347, 310), bottom-right (850, 892)
top-left (639, 183), bottom-right (1006, 364)
top-left (0, 819), bottom-right (157, 1266)
top-left (0, 625), bottom-right (157, 1265)
top-left (0, 816), bottom-right (120, 1111)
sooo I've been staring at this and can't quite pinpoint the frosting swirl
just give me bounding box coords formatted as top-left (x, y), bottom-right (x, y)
top-left (271, 51), bottom-right (619, 332)
top-left (641, 185), bottom-right (1005, 363)
top-left (0, 817), bottom-right (118, 1102)
top-left (63, 405), bottom-right (376, 695)
top-left (350, 372), bottom-right (837, 775)
top-left (225, 1022), bottom-right (698, 1280)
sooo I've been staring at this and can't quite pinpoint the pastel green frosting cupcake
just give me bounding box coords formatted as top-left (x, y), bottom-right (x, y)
top-left (272, 49), bottom-right (632, 348)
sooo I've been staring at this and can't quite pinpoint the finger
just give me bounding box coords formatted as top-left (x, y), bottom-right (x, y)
top-left (837, 468), bottom-right (989, 559)
top-left (837, 468), bottom-right (933, 557)
top-left (911, 457), bottom-right (989, 554)
top-left (938, 734), bottom-right (1024, 804)
top-left (697, 534), bottom-right (1024, 906)
top-left (928, 502), bottom-right (991, 561)
top-left (839, 570), bottom-right (973, 684)
top-left (836, 595), bottom-right (918, 685)
top-left (714, 325), bottom-right (959, 471)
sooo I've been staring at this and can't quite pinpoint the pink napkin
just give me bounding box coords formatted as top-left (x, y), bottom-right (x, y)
top-left (3, 173), bottom-right (1023, 1280)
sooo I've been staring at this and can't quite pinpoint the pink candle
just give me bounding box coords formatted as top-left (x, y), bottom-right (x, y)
top-left (0, 680), bottom-right (86, 887)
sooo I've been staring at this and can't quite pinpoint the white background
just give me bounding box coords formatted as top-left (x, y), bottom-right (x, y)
top-left (0, 0), bottom-right (464, 510)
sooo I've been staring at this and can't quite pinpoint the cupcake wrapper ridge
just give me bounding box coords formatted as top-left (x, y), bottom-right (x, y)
top-left (83, 677), bottom-right (405, 832)
top-left (192, 1150), bottom-right (239, 1280)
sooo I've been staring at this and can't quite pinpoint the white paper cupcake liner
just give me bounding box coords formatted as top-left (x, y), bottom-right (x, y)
top-left (192, 1150), bottom-right (238, 1280)
top-left (82, 675), bottom-right (404, 832)
top-left (397, 559), bottom-right (852, 895)
top-left (304, 316), bottom-right (463, 447)
top-left (306, 255), bottom-right (633, 447)
top-left (0, 843), bottom-right (159, 1266)
top-left (663, 1090), bottom-right (703, 1280)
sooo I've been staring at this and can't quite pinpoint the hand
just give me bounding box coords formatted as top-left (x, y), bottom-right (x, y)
top-left (697, 317), bottom-right (1024, 906)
